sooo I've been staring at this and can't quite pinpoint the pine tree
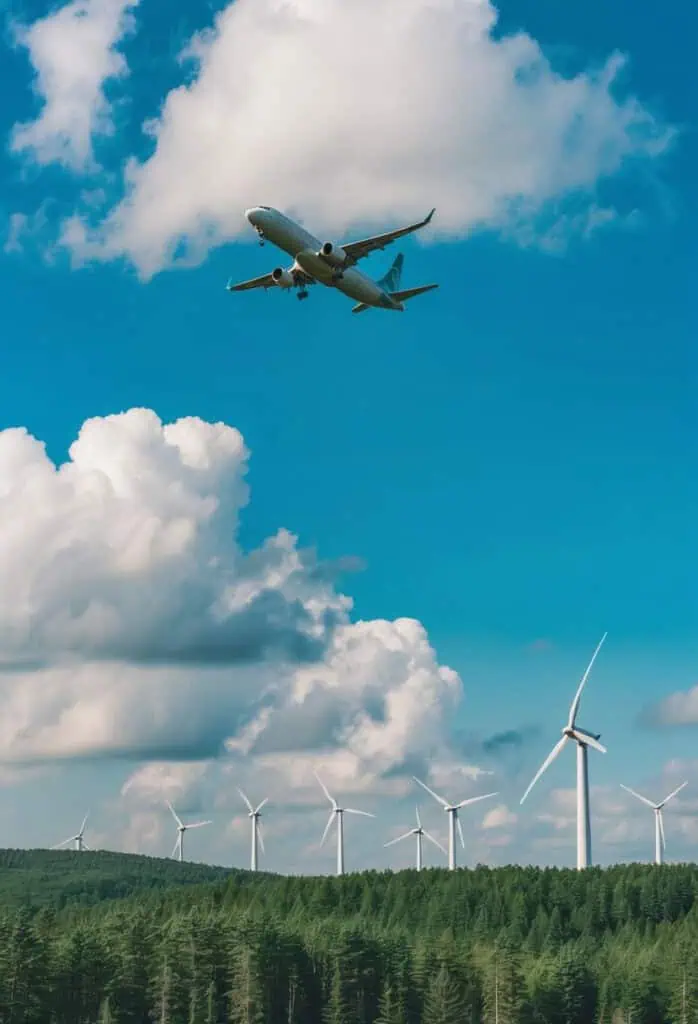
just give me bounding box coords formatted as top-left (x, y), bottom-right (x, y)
top-left (229, 936), bottom-right (267, 1024)
top-left (667, 941), bottom-right (698, 1024)
top-left (375, 982), bottom-right (405, 1024)
top-left (480, 943), bottom-right (523, 1024)
top-left (422, 966), bottom-right (462, 1024)
top-left (554, 946), bottom-right (596, 1024)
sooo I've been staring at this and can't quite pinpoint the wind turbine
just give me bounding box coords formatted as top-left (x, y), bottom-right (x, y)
top-left (166, 801), bottom-right (212, 863)
top-left (315, 771), bottom-right (375, 875)
top-left (384, 806), bottom-right (446, 869)
top-left (52, 812), bottom-right (91, 851)
top-left (520, 632), bottom-right (607, 870)
top-left (620, 781), bottom-right (688, 865)
top-left (237, 789), bottom-right (268, 871)
top-left (412, 777), bottom-right (498, 870)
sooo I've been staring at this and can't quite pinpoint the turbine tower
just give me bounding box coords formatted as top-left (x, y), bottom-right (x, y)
top-left (384, 806), bottom-right (446, 869)
top-left (315, 771), bottom-right (375, 875)
top-left (412, 777), bottom-right (498, 870)
top-left (620, 781), bottom-right (688, 865)
top-left (166, 800), bottom-right (211, 862)
top-left (52, 812), bottom-right (91, 851)
top-left (237, 789), bottom-right (268, 871)
top-left (520, 632), bottom-right (607, 870)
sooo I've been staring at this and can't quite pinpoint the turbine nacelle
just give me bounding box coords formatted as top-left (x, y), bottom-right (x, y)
top-left (562, 725), bottom-right (605, 751)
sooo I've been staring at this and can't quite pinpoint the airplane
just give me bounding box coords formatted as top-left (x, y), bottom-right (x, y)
top-left (227, 206), bottom-right (439, 313)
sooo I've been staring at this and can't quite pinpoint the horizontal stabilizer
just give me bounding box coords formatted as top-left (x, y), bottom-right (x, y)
top-left (390, 284), bottom-right (439, 303)
top-left (352, 283), bottom-right (439, 314)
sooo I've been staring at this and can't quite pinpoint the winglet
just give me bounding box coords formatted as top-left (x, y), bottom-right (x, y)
top-left (423, 208), bottom-right (436, 226)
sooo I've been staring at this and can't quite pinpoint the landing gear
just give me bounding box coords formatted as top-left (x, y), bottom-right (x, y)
top-left (256, 229), bottom-right (265, 246)
top-left (297, 289), bottom-right (309, 301)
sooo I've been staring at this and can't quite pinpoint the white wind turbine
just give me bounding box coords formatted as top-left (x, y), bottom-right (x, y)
top-left (315, 771), bottom-right (375, 876)
top-left (384, 806), bottom-right (446, 870)
top-left (52, 812), bottom-right (91, 852)
top-left (237, 789), bottom-right (268, 871)
top-left (412, 777), bottom-right (498, 870)
top-left (620, 780), bottom-right (688, 865)
top-left (166, 801), bottom-right (212, 862)
top-left (520, 632), bottom-right (607, 870)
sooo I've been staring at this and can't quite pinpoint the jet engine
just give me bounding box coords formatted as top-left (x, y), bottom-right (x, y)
top-left (319, 242), bottom-right (348, 268)
top-left (271, 267), bottom-right (294, 288)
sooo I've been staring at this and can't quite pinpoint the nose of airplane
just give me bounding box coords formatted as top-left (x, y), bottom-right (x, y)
top-left (245, 208), bottom-right (258, 225)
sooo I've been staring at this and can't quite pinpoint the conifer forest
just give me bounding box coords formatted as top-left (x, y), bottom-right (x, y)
top-left (0, 851), bottom-right (697, 1023)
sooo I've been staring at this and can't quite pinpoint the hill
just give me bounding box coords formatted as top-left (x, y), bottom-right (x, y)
top-left (0, 847), bottom-right (237, 908)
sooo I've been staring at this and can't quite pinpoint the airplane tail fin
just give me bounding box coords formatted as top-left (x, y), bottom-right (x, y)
top-left (377, 252), bottom-right (404, 293)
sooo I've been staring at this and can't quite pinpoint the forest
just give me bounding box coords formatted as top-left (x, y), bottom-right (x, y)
top-left (1, 850), bottom-right (697, 1023)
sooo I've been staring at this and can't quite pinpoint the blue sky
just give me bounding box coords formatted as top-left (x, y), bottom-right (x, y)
top-left (0, 0), bottom-right (695, 872)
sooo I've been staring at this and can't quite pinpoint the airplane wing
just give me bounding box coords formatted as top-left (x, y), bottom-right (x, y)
top-left (340, 209), bottom-right (435, 265)
top-left (226, 268), bottom-right (313, 292)
top-left (226, 271), bottom-right (278, 292)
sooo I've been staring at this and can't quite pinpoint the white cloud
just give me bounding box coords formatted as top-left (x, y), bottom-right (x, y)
top-left (482, 803), bottom-right (517, 830)
top-left (0, 407), bottom-right (466, 801)
top-left (0, 408), bottom-right (349, 672)
top-left (4, 213), bottom-right (29, 254)
top-left (644, 685), bottom-right (698, 727)
top-left (121, 761), bottom-right (210, 809)
top-left (65, 0), bottom-right (673, 276)
top-left (11, 0), bottom-right (139, 171)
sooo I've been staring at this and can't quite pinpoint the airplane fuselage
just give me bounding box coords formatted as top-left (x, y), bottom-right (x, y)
top-left (245, 207), bottom-right (401, 309)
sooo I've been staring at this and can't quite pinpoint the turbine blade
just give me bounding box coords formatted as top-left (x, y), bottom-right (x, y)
top-left (51, 837), bottom-right (73, 850)
top-left (82, 842), bottom-right (91, 852)
top-left (456, 815), bottom-right (465, 850)
top-left (171, 837), bottom-right (180, 859)
top-left (659, 810), bottom-right (666, 849)
top-left (166, 800), bottom-right (183, 827)
top-left (237, 788), bottom-right (254, 813)
top-left (185, 820), bottom-right (212, 829)
top-left (660, 781), bottom-right (688, 806)
top-left (320, 809), bottom-right (335, 847)
top-left (455, 791), bottom-right (498, 809)
top-left (570, 729), bottom-right (606, 754)
top-left (254, 797), bottom-right (269, 814)
top-left (314, 770), bottom-right (335, 806)
top-left (620, 783), bottom-right (656, 809)
top-left (257, 822), bottom-right (266, 855)
top-left (79, 811), bottom-right (90, 835)
top-left (413, 776), bottom-right (449, 808)
top-left (344, 808), bottom-right (375, 818)
top-left (415, 805), bottom-right (422, 828)
top-left (423, 830), bottom-right (447, 855)
top-left (384, 831), bottom-right (413, 847)
top-left (520, 736), bottom-right (568, 804)
top-left (567, 632), bottom-right (607, 728)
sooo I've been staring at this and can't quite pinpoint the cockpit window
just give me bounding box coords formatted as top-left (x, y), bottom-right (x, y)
top-left (258, 205), bottom-right (271, 210)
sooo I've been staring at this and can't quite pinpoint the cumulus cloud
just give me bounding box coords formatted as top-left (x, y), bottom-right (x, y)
top-left (63, 0), bottom-right (673, 276)
top-left (482, 803), bottom-right (517, 830)
top-left (0, 407), bottom-right (348, 669)
top-left (0, 409), bottom-right (467, 786)
top-left (641, 685), bottom-right (698, 727)
top-left (11, 0), bottom-right (139, 170)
